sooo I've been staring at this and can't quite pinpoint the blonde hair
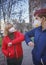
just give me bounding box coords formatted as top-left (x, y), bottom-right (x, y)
top-left (4, 23), bottom-right (13, 36)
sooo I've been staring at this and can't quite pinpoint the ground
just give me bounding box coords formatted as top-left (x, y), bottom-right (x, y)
top-left (0, 41), bottom-right (34, 65)
top-left (22, 41), bottom-right (34, 65)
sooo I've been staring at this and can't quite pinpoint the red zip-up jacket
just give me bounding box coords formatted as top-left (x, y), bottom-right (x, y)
top-left (2, 31), bottom-right (24, 59)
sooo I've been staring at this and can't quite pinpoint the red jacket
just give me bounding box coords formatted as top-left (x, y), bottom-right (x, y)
top-left (2, 31), bottom-right (24, 59)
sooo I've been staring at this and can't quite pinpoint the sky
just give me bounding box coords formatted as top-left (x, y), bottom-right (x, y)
top-left (11, 0), bottom-right (29, 23)
top-left (0, 0), bottom-right (29, 23)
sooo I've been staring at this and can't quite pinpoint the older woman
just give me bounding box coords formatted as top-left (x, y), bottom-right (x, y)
top-left (2, 23), bottom-right (24, 65)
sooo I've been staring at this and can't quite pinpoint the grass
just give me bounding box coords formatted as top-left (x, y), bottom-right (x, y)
top-left (0, 37), bottom-right (2, 47)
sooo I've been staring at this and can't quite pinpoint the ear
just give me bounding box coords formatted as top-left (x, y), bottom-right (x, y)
top-left (42, 16), bottom-right (46, 22)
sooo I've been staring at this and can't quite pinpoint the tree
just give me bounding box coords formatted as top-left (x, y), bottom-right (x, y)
top-left (29, 0), bottom-right (46, 28)
top-left (0, 0), bottom-right (27, 23)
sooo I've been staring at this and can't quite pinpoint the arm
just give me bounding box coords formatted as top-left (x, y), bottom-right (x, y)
top-left (25, 28), bottom-right (36, 45)
top-left (2, 38), bottom-right (9, 57)
top-left (12, 32), bottom-right (24, 45)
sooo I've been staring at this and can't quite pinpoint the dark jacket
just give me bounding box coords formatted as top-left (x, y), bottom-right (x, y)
top-left (25, 26), bottom-right (46, 62)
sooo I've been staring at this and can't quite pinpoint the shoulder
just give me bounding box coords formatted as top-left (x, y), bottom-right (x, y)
top-left (36, 26), bottom-right (42, 29)
top-left (3, 36), bottom-right (7, 40)
top-left (33, 26), bottom-right (41, 30)
top-left (25, 26), bottom-right (41, 34)
top-left (33, 26), bottom-right (42, 31)
top-left (2, 36), bottom-right (8, 43)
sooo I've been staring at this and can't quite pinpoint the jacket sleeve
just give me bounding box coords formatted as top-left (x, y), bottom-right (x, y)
top-left (2, 38), bottom-right (9, 57)
top-left (12, 32), bottom-right (25, 45)
top-left (25, 28), bottom-right (36, 45)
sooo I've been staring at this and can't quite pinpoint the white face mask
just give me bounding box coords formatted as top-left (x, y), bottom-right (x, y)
top-left (9, 27), bottom-right (15, 33)
top-left (33, 19), bottom-right (41, 28)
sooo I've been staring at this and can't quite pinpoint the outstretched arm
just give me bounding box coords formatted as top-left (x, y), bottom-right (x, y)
top-left (25, 28), bottom-right (36, 45)
top-left (8, 32), bottom-right (25, 46)
top-left (12, 32), bottom-right (24, 45)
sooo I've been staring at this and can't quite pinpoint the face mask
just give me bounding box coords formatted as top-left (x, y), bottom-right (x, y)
top-left (9, 27), bottom-right (15, 33)
top-left (33, 19), bottom-right (41, 28)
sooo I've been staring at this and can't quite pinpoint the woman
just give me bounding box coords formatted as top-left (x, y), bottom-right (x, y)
top-left (25, 8), bottom-right (46, 65)
top-left (2, 23), bottom-right (24, 65)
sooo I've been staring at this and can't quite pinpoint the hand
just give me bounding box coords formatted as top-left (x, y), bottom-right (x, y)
top-left (28, 41), bottom-right (34, 47)
top-left (8, 42), bottom-right (12, 47)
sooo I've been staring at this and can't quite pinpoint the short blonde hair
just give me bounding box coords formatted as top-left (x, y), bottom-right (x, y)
top-left (4, 23), bottom-right (13, 36)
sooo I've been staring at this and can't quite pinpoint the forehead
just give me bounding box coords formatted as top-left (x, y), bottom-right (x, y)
top-left (34, 15), bottom-right (41, 20)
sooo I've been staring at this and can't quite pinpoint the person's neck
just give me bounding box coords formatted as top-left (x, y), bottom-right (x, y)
top-left (42, 25), bottom-right (46, 31)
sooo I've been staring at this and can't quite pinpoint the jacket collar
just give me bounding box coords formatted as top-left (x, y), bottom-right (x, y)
top-left (40, 26), bottom-right (46, 32)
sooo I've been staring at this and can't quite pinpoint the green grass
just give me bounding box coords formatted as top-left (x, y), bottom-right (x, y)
top-left (0, 37), bottom-right (2, 47)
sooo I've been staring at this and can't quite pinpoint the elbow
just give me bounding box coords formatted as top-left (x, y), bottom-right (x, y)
top-left (25, 32), bottom-right (28, 40)
top-left (25, 32), bottom-right (28, 37)
top-left (20, 33), bottom-right (25, 41)
top-left (20, 35), bottom-right (25, 42)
